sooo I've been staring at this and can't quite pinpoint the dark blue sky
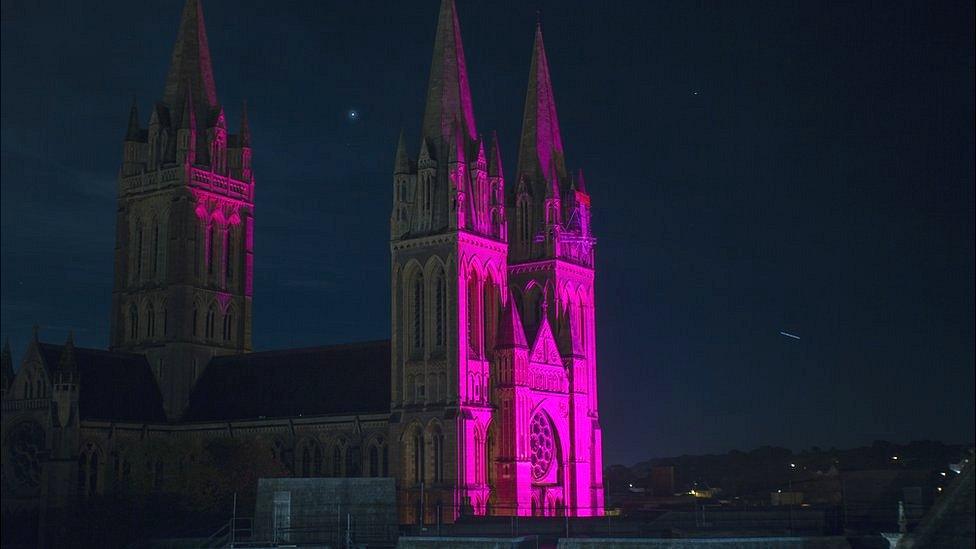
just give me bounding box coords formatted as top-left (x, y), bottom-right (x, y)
top-left (1, 0), bottom-right (973, 465)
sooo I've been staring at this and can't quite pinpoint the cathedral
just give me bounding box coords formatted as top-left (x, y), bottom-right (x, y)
top-left (1, 0), bottom-right (604, 527)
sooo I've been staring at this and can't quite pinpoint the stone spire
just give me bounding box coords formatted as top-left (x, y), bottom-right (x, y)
top-left (495, 301), bottom-right (528, 349)
top-left (488, 131), bottom-right (504, 178)
top-left (421, 0), bottom-right (477, 145)
top-left (394, 129), bottom-right (410, 174)
top-left (517, 23), bottom-right (567, 188)
top-left (163, 0), bottom-right (219, 124)
top-left (125, 97), bottom-right (142, 141)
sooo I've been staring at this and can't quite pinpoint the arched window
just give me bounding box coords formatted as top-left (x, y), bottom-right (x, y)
top-left (162, 307), bottom-right (168, 336)
top-left (482, 277), bottom-right (497, 353)
top-left (301, 445), bottom-right (311, 477)
top-left (432, 427), bottom-right (444, 483)
top-left (332, 442), bottom-right (345, 477)
top-left (192, 306), bottom-right (198, 336)
top-left (314, 445), bottom-right (323, 476)
top-left (222, 312), bottom-right (232, 341)
top-left (369, 445), bottom-right (379, 477)
top-left (412, 273), bottom-right (425, 354)
top-left (434, 270), bottom-right (446, 349)
top-left (414, 430), bottom-right (425, 484)
top-left (146, 303), bottom-right (155, 338)
top-left (206, 306), bottom-right (216, 339)
top-left (129, 304), bottom-right (139, 340)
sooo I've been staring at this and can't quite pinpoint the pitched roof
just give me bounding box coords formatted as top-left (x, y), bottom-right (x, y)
top-left (37, 343), bottom-right (166, 423)
top-left (182, 340), bottom-right (391, 422)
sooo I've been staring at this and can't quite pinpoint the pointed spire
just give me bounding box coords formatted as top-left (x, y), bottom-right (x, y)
top-left (517, 23), bottom-right (567, 187)
top-left (126, 97), bottom-right (141, 141)
top-left (163, 0), bottom-right (219, 123)
top-left (488, 131), bottom-right (504, 178)
top-left (394, 129), bottom-right (410, 174)
top-left (239, 100), bottom-right (251, 147)
top-left (58, 332), bottom-right (77, 375)
top-left (575, 168), bottom-right (587, 193)
top-left (179, 86), bottom-right (196, 130)
top-left (421, 0), bottom-right (477, 144)
top-left (496, 300), bottom-right (528, 349)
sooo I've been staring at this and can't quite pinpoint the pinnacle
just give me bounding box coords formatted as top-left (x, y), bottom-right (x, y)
top-left (394, 129), bottom-right (410, 174)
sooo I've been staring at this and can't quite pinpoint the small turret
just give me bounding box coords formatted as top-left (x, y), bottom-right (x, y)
top-left (394, 130), bottom-right (411, 175)
top-left (495, 301), bottom-right (528, 349)
top-left (53, 333), bottom-right (80, 428)
top-left (177, 87), bottom-right (197, 166)
top-left (125, 98), bottom-right (142, 142)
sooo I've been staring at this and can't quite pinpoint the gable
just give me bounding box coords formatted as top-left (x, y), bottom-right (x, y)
top-left (529, 317), bottom-right (561, 366)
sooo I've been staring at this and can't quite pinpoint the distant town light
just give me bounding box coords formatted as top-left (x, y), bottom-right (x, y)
top-left (892, 456), bottom-right (898, 460)
top-left (941, 471), bottom-right (947, 476)
top-left (937, 487), bottom-right (943, 492)
top-left (790, 463), bottom-right (796, 468)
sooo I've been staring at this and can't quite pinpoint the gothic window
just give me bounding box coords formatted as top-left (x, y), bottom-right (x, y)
top-left (192, 306), bottom-right (198, 336)
top-left (157, 359), bottom-right (164, 383)
top-left (301, 445), bottom-right (311, 477)
top-left (129, 304), bottom-right (139, 340)
top-left (146, 303), bottom-right (155, 338)
top-left (78, 445), bottom-right (100, 497)
top-left (162, 307), bottom-right (168, 336)
top-left (332, 443), bottom-right (345, 477)
top-left (434, 270), bottom-right (446, 349)
top-left (413, 430), bottom-right (425, 484)
top-left (222, 312), bottom-right (232, 341)
top-left (432, 428), bottom-right (444, 483)
top-left (314, 445), bottom-right (323, 476)
top-left (411, 273), bottom-right (424, 354)
top-left (206, 306), bottom-right (216, 339)
top-left (483, 278), bottom-right (497, 353)
top-left (369, 445), bottom-right (379, 477)
top-left (382, 444), bottom-right (389, 477)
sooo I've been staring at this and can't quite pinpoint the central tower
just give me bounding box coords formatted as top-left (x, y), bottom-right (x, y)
top-left (110, 0), bottom-right (254, 419)
top-left (391, 0), bottom-right (603, 522)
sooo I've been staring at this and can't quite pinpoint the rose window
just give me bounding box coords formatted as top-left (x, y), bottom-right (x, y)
top-left (529, 412), bottom-right (555, 480)
top-left (8, 421), bottom-right (44, 490)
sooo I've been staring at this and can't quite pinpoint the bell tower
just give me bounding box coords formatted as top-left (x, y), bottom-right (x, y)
top-left (389, 0), bottom-right (508, 524)
top-left (110, 0), bottom-right (254, 419)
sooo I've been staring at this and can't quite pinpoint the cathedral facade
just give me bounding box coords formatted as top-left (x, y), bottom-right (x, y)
top-left (1, 0), bottom-right (604, 528)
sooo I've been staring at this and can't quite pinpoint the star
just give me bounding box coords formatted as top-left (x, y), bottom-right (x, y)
top-left (347, 109), bottom-right (360, 121)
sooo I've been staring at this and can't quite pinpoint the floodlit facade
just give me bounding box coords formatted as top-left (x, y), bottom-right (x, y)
top-left (0, 0), bottom-right (604, 529)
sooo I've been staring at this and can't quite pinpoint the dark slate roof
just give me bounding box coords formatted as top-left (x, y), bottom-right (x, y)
top-left (182, 340), bottom-right (391, 422)
top-left (38, 343), bottom-right (167, 423)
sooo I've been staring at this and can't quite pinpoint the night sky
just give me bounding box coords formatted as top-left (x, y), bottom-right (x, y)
top-left (1, 0), bottom-right (973, 466)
